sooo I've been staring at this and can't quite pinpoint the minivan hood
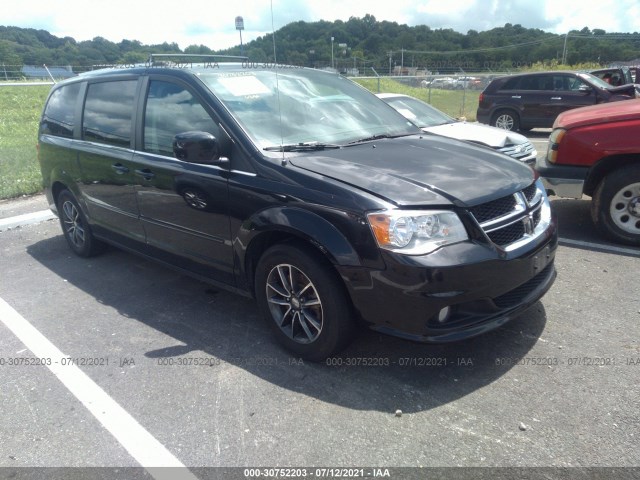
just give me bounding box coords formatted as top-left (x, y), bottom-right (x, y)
top-left (423, 122), bottom-right (529, 148)
top-left (289, 135), bottom-right (533, 207)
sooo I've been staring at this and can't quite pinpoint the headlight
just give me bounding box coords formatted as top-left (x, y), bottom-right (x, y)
top-left (367, 210), bottom-right (468, 255)
top-left (546, 128), bottom-right (566, 164)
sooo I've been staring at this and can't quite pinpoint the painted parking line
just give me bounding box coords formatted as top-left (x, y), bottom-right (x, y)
top-left (0, 210), bottom-right (56, 231)
top-left (0, 296), bottom-right (199, 480)
top-left (559, 237), bottom-right (640, 256)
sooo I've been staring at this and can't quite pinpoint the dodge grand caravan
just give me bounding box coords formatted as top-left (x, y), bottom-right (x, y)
top-left (38, 61), bottom-right (558, 360)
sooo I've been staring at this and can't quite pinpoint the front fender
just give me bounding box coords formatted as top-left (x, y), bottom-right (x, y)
top-left (240, 206), bottom-right (364, 265)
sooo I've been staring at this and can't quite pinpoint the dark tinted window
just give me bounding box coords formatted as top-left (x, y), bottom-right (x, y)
top-left (144, 80), bottom-right (218, 157)
top-left (83, 80), bottom-right (136, 147)
top-left (41, 83), bottom-right (81, 138)
top-left (502, 74), bottom-right (590, 92)
top-left (501, 77), bottom-right (521, 90)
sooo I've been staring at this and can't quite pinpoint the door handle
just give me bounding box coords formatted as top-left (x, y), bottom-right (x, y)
top-left (551, 97), bottom-right (562, 100)
top-left (135, 169), bottom-right (155, 180)
top-left (111, 163), bottom-right (129, 174)
top-left (511, 95), bottom-right (521, 99)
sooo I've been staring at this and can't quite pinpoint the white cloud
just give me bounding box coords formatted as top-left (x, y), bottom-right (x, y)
top-left (3, 0), bottom-right (639, 50)
top-left (545, 0), bottom-right (640, 33)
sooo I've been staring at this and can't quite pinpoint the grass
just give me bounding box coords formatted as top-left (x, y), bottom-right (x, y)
top-left (0, 85), bottom-right (51, 199)
top-left (0, 79), bottom-right (478, 200)
top-left (353, 77), bottom-right (480, 121)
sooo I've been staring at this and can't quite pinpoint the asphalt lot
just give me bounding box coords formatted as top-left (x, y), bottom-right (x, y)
top-left (0, 133), bottom-right (639, 480)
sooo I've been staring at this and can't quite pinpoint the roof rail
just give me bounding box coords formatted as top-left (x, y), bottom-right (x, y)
top-left (147, 53), bottom-right (248, 64)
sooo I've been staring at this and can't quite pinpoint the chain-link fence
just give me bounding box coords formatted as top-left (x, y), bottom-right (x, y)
top-left (352, 73), bottom-right (506, 120)
top-left (0, 65), bottom-right (507, 199)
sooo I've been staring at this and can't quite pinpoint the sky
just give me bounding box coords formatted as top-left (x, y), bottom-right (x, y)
top-left (3, 0), bottom-right (640, 50)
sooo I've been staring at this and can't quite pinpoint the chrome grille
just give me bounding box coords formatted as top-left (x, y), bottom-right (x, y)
top-left (496, 141), bottom-right (535, 161)
top-left (487, 221), bottom-right (526, 246)
top-left (469, 195), bottom-right (517, 224)
top-left (522, 183), bottom-right (538, 203)
top-left (470, 182), bottom-right (544, 248)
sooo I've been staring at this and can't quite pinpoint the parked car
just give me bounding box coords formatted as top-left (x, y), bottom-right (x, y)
top-left (377, 93), bottom-right (537, 164)
top-left (536, 99), bottom-right (640, 245)
top-left (420, 77), bottom-right (457, 89)
top-left (590, 66), bottom-right (634, 86)
top-left (455, 76), bottom-right (482, 90)
top-left (477, 71), bottom-right (640, 131)
top-left (38, 62), bottom-right (557, 360)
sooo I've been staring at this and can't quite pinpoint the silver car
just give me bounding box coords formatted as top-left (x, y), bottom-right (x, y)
top-left (377, 93), bottom-right (537, 164)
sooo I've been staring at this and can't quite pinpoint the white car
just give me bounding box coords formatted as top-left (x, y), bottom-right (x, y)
top-left (377, 93), bottom-right (537, 164)
top-left (420, 77), bottom-right (457, 89)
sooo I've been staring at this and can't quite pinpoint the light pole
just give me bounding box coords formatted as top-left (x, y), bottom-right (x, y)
top-left (235, 16), bottom-right (244, 56)
top-left (331, 37), bottom-right (334, 70)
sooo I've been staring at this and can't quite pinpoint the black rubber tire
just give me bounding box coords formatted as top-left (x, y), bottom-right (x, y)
top-left (57, 190), bottom-right (106, 257)
top-left (591, 165), bottom-right (640, 246)
top-left (255, 243), bottom-right (355, 362)
top-left (491, 109), bottom-right (520, 131)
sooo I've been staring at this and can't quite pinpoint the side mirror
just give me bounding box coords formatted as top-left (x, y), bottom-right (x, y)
top-left (173, 131), bottom-right (228, 164)
top-left (578, 85), bottom-right (592, 94)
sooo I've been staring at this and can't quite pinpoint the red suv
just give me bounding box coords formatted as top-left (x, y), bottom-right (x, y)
top-left (536, 99), bottom-right (640, 245)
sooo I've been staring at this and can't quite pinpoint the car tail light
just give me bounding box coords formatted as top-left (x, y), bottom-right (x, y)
top-left (479, 92), bottom-right (484, 104)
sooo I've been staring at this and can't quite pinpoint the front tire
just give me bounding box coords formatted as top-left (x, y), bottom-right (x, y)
top-left (491, 110), bottom-right (520, 131)
top-left (57, 190), bottom-right (106, 257)
top-left (591, 166), bottom-right (640, 246)
top-left (255, 243), bottom-right (355, 361)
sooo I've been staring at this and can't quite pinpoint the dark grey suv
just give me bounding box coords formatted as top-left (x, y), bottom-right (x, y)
top-left (38, 60), bottom-right (558, 360)
top-left (477, 71), bottom-right (639, 131)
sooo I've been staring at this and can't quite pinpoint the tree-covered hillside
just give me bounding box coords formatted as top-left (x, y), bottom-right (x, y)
top-left (1, 18), bottom-right (639, 74)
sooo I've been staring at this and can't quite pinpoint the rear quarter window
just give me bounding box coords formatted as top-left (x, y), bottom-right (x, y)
top-left (41, 83), bottom-right (81, 138)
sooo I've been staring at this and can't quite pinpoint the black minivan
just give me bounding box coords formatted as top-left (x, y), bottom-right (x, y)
top-left (38, 61), bottom-right (558, 360)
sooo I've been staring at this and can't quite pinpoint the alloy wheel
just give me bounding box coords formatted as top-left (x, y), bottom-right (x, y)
top-left (62, 200), bottom-right (86, 249)
top-left (265, 264), bottom-right (323, 344)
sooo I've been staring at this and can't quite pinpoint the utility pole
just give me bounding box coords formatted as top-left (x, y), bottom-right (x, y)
top-left (562, 33), bottom-right (569, 65)
top-left (331, 37), bottom-right (334, 70)
top-left (388, 51), bottom-right (392, 75)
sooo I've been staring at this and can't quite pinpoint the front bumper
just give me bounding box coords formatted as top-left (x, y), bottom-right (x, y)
top-left (340, 220), bottom-right (558, 343)
top-left (535, 155), bottom-right (588, 199)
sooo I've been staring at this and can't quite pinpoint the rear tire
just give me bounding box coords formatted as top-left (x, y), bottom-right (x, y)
top-left (57, 190), bottom-right (106, 257)
top-left (255, 243), bottom-right (355, 362)
top-left (491, 110), bottom-right (520, 131)
top-left (591, 166), bottom-right (640, 246)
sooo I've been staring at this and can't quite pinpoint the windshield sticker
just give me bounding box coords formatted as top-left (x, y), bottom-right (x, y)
top-left (397, 108), bottom-right (417, 120)
top-left (218, 75), bottom-right (271, 97)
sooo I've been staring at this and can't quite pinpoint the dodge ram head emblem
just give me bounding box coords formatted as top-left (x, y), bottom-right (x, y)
top-left (523, 215), bottom-right (534, 235)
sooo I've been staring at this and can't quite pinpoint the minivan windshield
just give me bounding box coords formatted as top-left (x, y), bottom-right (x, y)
top-left (200, 68), bottom-right (420, 150)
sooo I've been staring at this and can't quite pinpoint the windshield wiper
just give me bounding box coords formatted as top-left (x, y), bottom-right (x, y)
top-left (264, 142), bottom-right (341, 152)
top-left (345, 133), bottom-right (415, 145)
top-left (346, 134), bottom-right (392, 145)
